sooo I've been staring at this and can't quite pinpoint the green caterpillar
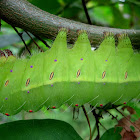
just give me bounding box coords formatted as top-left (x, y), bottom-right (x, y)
top-left (0, 29), bottom-right (140, 116)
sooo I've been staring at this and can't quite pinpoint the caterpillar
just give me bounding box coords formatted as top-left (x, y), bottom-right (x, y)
top-left (0, 28), bottom-right (140, 116)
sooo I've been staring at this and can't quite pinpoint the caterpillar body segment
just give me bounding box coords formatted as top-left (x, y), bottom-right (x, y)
top-left (0, 29), bottom-right (139, 115)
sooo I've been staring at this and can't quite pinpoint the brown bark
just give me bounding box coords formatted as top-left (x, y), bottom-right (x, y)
top-left (0, 0), bottom-right (140, 47)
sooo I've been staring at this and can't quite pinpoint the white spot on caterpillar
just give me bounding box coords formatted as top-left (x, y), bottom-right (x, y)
top-left (91, 47), bottom-right (96, 51)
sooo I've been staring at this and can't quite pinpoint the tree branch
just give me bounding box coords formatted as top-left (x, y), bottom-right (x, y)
top-left (0, 0), bottom-right (140, 48)
top-left (82, 0), bottom-right (92, 25)
top-left (82, 105), bottom-right (92, 140)
top-left (12, 25), bottom-right (31, 55)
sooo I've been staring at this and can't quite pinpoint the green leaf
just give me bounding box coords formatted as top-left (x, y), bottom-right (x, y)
top-left (91, 6), bottom-right (114, 25)
top-left (93, 0), bottom-right (112, 5)
top-left (28, 0), bottom-right (61, 14)
top-left (130, 126), bottom-right (135, 132)
top-left (111, 6), bottom-right (130, 29)
top-left (100, 127), bottom-right (122, 140)
top-left (126, 101), bottom-right (140, 118)
top-left (0, 119), bottom-right (82, 140)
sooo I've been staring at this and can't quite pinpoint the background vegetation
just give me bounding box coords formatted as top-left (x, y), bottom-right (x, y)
top-left (0, 0), bottom-right (140, 139)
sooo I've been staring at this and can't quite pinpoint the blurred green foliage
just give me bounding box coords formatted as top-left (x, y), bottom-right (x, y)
top-left (0, 119), bottom-right (82, 140)
top-left (0, 0), bottom-right (140, 139)
top-left (100, 127), bottom-right (122, 140)
top-left (1, 0), bottom-right (140, 50)
top-left (28, 0), bottom-right (140, 29)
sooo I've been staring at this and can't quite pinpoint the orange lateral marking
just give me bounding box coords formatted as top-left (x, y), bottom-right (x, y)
top-left (125, 71), bottom-right (128, 79)
top-left (5, 80), bottom-right (9, 87)
top-left (49, 72), bottom-right (54, 80)
top-left (26, 78), bottom-right (30, 87)
top-left (77, 69), bottom-right (80, 78)
top-left (102, 71), bottom-right (106, 79)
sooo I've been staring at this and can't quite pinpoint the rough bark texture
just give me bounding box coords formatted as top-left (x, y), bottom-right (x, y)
top-left (0, 0), bottom-right (140, 47)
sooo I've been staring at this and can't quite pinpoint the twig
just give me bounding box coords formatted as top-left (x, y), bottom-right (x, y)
top-left (33, 34), bottom-right (51, 49)
top-left (91, 125), bottom-right (97, 139)
top-left (25, 31), bottom-right (44, 52)
top-left (82, 105), bottom-right (92, 140)
top-left (112, 105), bottom-right (140, 132)
top-left (105, 110), bottom-right (118, 121)
top-left (12, 26), bottom-right (31, 55)
top-left (103, 107), bottom-right (128, 131)
top-left (91, 108), bottom-right (100, 140)
top-left (1, 0), bottom-right (140, 47)
top-left (99, 122), bottom-right (107, 131)
top-left (56, 3), bottom-right (72, 15)
top-left (82, 0), bottom-right (92, 25)
top-left (73, 107), bottom-right (79, 120)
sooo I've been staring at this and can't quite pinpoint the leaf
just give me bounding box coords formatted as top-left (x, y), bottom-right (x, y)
top-left (127, 0), bottom-right (140, 6)
top-left (125, 102), bottom-right (140, 118)
top-left (0, 119), bottom-right (82, 140)
top-left (122, 106), bottom-right (136, 115)
top-left (123, 131), bottom-right (137, 139)
top-left (28, 0), bottom-right (61, 14)
top-left (93, 0), bottom-right (112, 5)
top-left (130, 126), bottom-right (135, 132)
top-left (116, 115), bottom-right (140, 139)
top-left (111, 6), bottom-right (130, 29)
top-left (100, 127), bottom-right (122, 140)
top-left (91, 6), bottom-right (114, 26)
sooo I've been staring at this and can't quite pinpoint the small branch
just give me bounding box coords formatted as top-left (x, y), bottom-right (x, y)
top-left (73, 107), bottom-right (79, 120)
top-left (82, 0), bottom-right (92, 25)
top-left (0, 0), bottom-right (140, 48)
top-left (82, 105), bottom-right (92, 140)
top-left (92, 109), bottom-right (100, 140)
top-left (112, 105), bottom-right (140, 132)
top-left (33, 34), bottom-right (51, 49)
top-left (12, 26), bottom-right (31, 55)
top-left (56, 3), bottom-right (72, 15)
top-left (91, 125), bottom-right (97, 139)
top-left (99, 122), bottom-right (107, 131)
top-left (105, 110), bottom-right (118, 121)
top-left (25, 31), bottom-right (44, 52)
